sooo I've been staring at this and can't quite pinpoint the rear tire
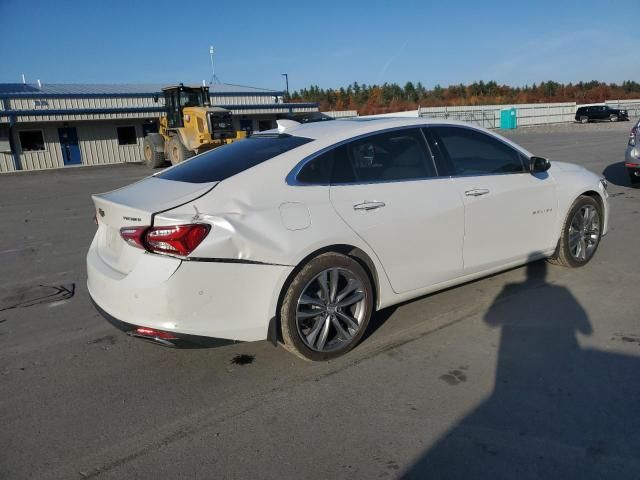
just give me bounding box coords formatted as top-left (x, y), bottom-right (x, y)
top-left (629, 169), bottom-right (640, 184)
top-left (168, 136), bottom-right (194, 165)
top-left (548, 195), bottom-right (603, 268)
top-left (143, 136), bottom-right (165, 168)
top-left (280, 252), bottom-right (374, 361)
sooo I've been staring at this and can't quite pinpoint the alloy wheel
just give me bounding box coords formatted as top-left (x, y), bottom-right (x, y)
top-left (568, 205), bottom-right (600, 262)
top-left (295, 268), bottom-right (366, 352)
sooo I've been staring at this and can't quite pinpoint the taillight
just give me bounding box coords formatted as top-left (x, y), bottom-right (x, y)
top-left (145, 224), bottom-right (210, 256)
top-left (120, 226), bottom-right (147, 249)
top-left (120, 224), bottom-right (210, 256)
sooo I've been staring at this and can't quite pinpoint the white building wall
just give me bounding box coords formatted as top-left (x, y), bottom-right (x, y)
top-left (6, 120), bottom-right (148, 172)
top-left (10, 95), bottom-right (157, 112)
top-left (0, 152), bottom-right (16, 172)
top-left (13, 124), bottom-right (65, 170)
top-left (78, 122), bottom-right (144, 165)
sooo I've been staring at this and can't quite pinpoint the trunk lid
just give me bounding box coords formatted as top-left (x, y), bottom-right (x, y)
top-left (92, 177), bottom-right (216, 274)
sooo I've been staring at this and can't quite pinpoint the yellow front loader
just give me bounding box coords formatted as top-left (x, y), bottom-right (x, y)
top-left (143, 84), bottom-right (246, 168)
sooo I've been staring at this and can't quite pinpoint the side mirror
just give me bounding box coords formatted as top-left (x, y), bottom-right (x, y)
top-left (530, 156), bottom-right (551, 173)
top-left (152, 94), bottom-right (159, 103)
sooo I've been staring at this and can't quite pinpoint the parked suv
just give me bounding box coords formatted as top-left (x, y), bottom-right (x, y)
top-left (575, 105), bottom-right (629, 123)
top-left (625, 119), bottom-right (640, 183)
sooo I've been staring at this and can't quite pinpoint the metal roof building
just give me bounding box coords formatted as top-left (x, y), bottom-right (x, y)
top-left (0, 83), bottom-right (318, 172)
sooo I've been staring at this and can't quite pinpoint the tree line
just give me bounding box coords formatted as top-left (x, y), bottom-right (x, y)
top-left (288, 80), bottom-right (640, 115)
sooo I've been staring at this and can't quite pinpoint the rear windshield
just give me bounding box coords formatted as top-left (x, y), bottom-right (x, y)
top-left (156, 134), bottom-right (313, 183)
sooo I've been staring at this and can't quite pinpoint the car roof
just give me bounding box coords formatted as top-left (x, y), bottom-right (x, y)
top-left (258, 117), bottom-right (481, 142)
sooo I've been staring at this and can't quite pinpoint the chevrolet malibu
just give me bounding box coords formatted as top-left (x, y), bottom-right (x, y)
top-left (87, 118), bottom-right (609, 360)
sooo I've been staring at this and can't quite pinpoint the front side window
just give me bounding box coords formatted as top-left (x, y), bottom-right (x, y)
top-left (19, 130), bottom-right (45, 151)
top-left (158, 134), bottom-right (313, 183)
top-left (430, 126), bottom-right (524, 176)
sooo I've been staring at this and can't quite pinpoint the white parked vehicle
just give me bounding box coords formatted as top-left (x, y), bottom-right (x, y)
top-left (87, 118), bottom-right (609, 360)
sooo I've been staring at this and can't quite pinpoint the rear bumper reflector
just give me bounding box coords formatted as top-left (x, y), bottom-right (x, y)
top-left (128, 327), bottom-right (179, 347)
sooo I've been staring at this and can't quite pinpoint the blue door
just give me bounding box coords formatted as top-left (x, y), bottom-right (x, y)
top-left (58, 127), bottom-right (81, 165)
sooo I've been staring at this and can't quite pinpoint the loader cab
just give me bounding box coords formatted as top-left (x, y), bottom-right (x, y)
top-left (161, 84), bottom-right (210, 129)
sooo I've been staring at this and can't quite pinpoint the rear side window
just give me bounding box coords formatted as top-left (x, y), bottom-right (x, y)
top-left (431, 126), bottom-right (524, 176)
top-left (294, 128), bottom-right (436, 185)
top-left (297, 149), bottom-right (334, 184)
top-left (333, 129), bottom-right (436, 184)
top-left (157, 135), bottom-right (313, 183)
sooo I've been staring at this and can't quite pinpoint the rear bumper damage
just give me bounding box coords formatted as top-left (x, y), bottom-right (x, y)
top-left (91, 297), bottom-right (236, 348)
top-left (87, 237), bottom-right (293, 344)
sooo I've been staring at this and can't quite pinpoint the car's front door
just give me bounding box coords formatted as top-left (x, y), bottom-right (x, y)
top-left (426, 126), bottom-right (558, 274)
top-left (327, 128), bottom-right (465, 294)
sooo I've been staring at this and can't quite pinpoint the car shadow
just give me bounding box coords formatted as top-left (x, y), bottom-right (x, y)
top-left (361, 305), bottom-right (398, 342)
top-left (400, 259), bottom-right (640, 479)
top-left (602, 161), bottom-right (638, 188)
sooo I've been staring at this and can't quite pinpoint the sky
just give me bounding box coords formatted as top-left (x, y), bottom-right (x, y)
top-left (1, 0), bottom-right (638, 92)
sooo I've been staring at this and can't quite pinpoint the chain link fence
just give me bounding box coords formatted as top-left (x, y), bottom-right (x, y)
top-left (418, 109), bottom-right (498, 129)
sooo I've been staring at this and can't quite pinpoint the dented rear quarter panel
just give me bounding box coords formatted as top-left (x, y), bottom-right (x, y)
top-left (153, 148), bottom-right (397, 311)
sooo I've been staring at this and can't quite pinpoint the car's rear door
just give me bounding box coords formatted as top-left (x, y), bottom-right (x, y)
top-left (327, 127), bottom-right (464, 294)
top-left (425, 125), bottom-right (558, 274)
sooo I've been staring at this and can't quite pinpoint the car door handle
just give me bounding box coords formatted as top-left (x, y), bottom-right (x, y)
top-left (353, 201), bottom-right (386, 211)
top-left (464, 188), bottom-right (490, 197)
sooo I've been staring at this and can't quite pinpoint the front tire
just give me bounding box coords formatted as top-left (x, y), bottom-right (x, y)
top-left (168, 136), bottom-right (194, 165)
top-left (610, 114), bottom-right (619, 122)
top-left (548, 195), bottom-right (603, 268)
top-left (280, 252), bottom-right (374, 361)
top-left (143, 136), bottom-right (165, 168)
top-left (629, 169), bottom-right (640, 185)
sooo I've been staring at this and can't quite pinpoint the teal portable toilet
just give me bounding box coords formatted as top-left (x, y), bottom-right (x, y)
top-left (500, 108), bottom-right (517, 129)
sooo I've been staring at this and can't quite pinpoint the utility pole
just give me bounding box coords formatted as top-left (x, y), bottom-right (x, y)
top-left (281, 73), bottom-right (289, 98)
top-left (209, 46), bottom-right (219, 85)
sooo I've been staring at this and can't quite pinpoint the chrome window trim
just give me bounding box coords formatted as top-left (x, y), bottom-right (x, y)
top-left (285, 123), bottom-right (532, 186)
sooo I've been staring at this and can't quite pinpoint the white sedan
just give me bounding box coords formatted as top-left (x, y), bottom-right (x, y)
top-left (87, 118), bottom-right (609, 360)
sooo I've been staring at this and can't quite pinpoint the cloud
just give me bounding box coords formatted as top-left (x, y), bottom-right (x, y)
top-left (378, 40), bottom-right (409, 83)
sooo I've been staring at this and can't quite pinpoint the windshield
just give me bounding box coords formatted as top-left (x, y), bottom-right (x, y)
top-left (180, 91), bottom-right (204, 108)
top-left (156, 135), bottom-right (314, 183)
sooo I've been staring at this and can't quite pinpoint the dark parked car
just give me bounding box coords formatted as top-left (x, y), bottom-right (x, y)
top-left (575, 105), bottom-right (629, 123)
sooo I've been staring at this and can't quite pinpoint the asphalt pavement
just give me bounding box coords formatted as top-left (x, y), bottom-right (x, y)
top-left (1, 121), bottom-right (639, 479)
